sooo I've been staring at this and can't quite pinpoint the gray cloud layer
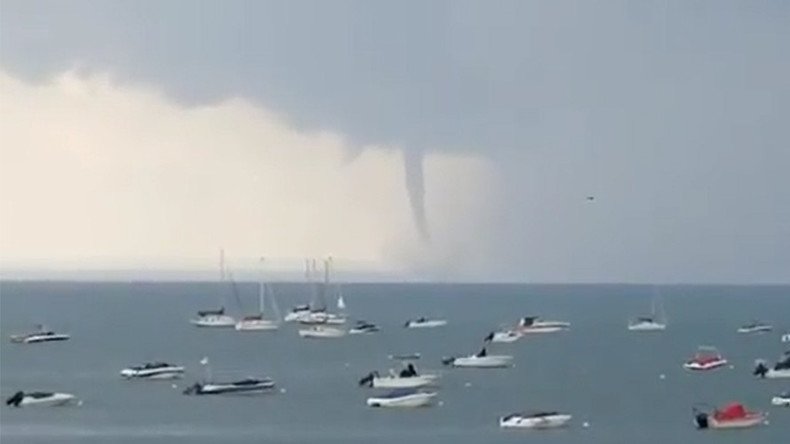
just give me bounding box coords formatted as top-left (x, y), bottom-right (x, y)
top-left (2, 0), bottom-right (789, 282)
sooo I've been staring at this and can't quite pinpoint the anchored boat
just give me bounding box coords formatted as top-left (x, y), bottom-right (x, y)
top-left (6, 391), bottom-right (78, 407)
top-left (693, 402), bottom-right (766, 429)
top-left (683, 346), bottom-right (728, 371)
top-left (404, 317), bottom-right (447, 329)
top-left (120, 362), bottom-right (185, 380)
top-left (359, 364), bottom-right (439, 389)
top-left (366, 388), bottom-right (436, 408)
top-left (499, 411), bottom-right (573, 429)
top-left (753, 351), bottom-right (790, 378)
top-left (10, 326), bottom-right (70, 344)
top-left (443, 347), bottom-right (513, 368)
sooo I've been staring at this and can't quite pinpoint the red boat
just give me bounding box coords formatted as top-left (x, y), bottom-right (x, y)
top-left (683, 346), bottom-right (728, 371)
top-left (694, 402), bottom-right (766, 429)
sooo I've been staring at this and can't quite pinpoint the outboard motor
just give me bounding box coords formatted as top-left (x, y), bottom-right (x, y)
top-left (358, 372), bottom-right (375, 387)
top-left (483, 332), bottom-right (494, 342)
top-left (6, 391), bottom-right (24, 407)
top-left (753, 361), bottom-right (769, 378)
top-left (441, 357), bottom-right (455, 366)
top-left (182, 383), bottom-right (201, 395)
top-left (694, 411), bottom-right (709, 429)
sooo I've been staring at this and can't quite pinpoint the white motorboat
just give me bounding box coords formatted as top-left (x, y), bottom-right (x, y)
top-left (359, 364), bottom-right (439, 389)
top-left (753, 351), bottom-right (790, 378)
top-left (693, 402), bottom-right (766, 429)
top-left (183, 377), bottom-right (275, 395)
top-left (120, 362), bottom-right (185, 380)
top-left (443, 348), bottom-right (513, 368)
top-left (771, 392), bottom-right (790, 407)
top-left (486, 330), bottom-right (522, 343)
top-left (499, 411), bottom-right (573, 429)
top-left (298, 325), bottom-right (346, 339)
top-left (737, 321), bottom-right (773, 334)
top-left (782, 333), bottom-right (790, 343)
top-left (10, 326), bottom-right (70, 344)
top-left (517, 317), bottom-right (570, 334)
top-left (349, 320), bottom-right (379, 335)
top-left (6, 391), bottom-right (78, 407)
top-left (404, 318), bottom-right (447, 328)
top-left (683, 346), bottom-right (728, 371)
top-left (298, 310), bottom-right (346, 325)
top-left (366, 388), bottom-right (436, 408)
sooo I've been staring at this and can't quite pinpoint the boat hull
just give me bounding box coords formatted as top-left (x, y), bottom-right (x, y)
top-left (298, 327), bottom-right (346, 338)
top-left (120, 367), bottom-right (185, 380)
top-left (367, 392), bottom-right (436, 408)
top-left (491, 331), bottom-right (521, 343)
top-left (235, 320), bottom-right (279, 331)
top-left (628, 322), bottom-right (666, 331)
top-left (10, 393), bottom-right (77, 407)
top-left (405, 320), bottom-right (447, 328)
top-left (500, 414), bottom-right (572, 429)
top-left (190, 315), bottom-right (236, 328)
top-left (450, 355), bottom-right (513, 368)
top-left (708, 415), bottom-right (765, 429)
top-left (11, 334), bottom-right (71, 344)
top-left (771, 396), bottom-right (790, 407)
top-left (684, 359), bottom-right (728, 371)
top-left (371, 375), bottom-right (439, 389)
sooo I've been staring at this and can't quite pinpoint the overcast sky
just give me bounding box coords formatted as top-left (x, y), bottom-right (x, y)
top-left (1, 0), bottom-right (788, 282)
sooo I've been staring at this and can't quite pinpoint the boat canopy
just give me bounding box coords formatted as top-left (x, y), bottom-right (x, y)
top-left (714, 403), bottom-right (747, 421)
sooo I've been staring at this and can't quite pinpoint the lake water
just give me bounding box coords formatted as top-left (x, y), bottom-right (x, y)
top-left (0, 281), bottom-right (788, 443)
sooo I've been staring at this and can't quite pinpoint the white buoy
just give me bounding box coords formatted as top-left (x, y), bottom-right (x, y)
top-left (583, 421), bottom-right (590, 428)
top-left (344, 363), bottom-right (350, 368)
top-left (171, 383), bottom-right (178, 389)
top-left (438, 401), bottom-right (444, 407)
top-left (729, 365), bottom-right (735, 370)
top-left (659, 373), bottom-right (666, 380)
top-left (280, 388), bottom-right (287, 394)
top-left (464, 382), bottom-right (472, 387)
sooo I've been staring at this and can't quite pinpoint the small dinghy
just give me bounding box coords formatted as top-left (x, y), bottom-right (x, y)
top-left (737, 321), bottom-right (773, 334)
top-left (120, 362), bottom-right (185, 380)
top-left (359, 364), bottom-right (439, 389)
top-left (404, 317), bottom-right (447, 329)
top-left (771, 392), bottom-right (790, 407)
top-left (183, 377), bottom-right (275, 395)
top-left (443, 347), bottom-right (513, 368)
top-left (693, 402), bottom-right (766, 429)
top-left (298, 325), bottom-right (346, 339)
top-left (10, 325), bottom-right (70, 344)
top-left (683, 346), bottom-right (728, 371)
top-left (516, 316), bottom-right (570, 334)
top-left (6, 391), bottom-right (78, 407)
top-left (753, 351), bottom-right (790, 378)
top-left (366, 388), bottom-right (436, 408)
top-left (499, 411), bottom-right (573, 429)
top-left (485, 330), bottom-right (522, 343)
top-left (349, 320), bottom-right (379, 335)
top-left (781, 333), bottom-right (790, 343)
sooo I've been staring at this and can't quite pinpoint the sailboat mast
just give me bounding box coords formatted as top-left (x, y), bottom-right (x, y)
top-left (259, 257), bottom-right (265, 314)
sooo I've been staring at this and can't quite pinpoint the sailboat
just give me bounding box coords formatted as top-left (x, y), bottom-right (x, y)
top-left (628, 288), bottom-right (667, 331)
top-left (299, 258), bottom-right (346, 325)
top-left (236, 258), bottom-right (280, 331)
top-left (190, 249), bottom-right (236, 328)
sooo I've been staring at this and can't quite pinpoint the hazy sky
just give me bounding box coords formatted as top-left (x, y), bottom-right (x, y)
top-left (1, 0), bottom-right (788, 282)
